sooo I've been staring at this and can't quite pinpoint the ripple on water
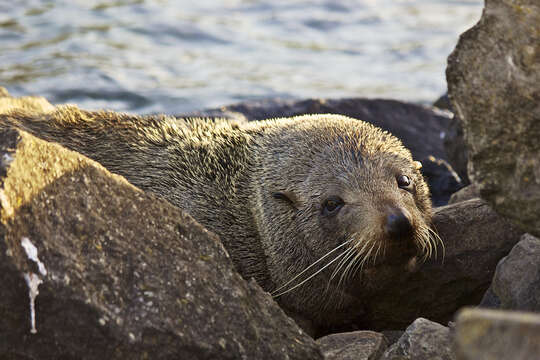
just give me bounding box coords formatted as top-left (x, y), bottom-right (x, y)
top-left (0, 0), bottom-right (483, 114)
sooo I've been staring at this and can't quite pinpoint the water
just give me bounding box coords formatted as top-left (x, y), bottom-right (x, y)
top-left (0, 0), bottom-right (483, 114)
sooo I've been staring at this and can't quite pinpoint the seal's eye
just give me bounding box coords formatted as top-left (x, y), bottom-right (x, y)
top-left (397, 175), bottom-right (413, 191)
top-left (322, 197), bottom-right (344, 216)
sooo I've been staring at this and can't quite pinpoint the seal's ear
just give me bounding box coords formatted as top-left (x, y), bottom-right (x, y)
top-left (272, 191), bottom-right (299, 210)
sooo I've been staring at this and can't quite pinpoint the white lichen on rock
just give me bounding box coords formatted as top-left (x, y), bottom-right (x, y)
top-left (21, 237), bottom-right (47, 276)
top-left (23, 272), bottom-right (43, 334)
top-left (21, 237), bottom-right (47, 334)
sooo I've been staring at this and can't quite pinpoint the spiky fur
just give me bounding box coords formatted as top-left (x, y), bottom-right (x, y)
top-left (1, 93), bottom-right (435, 336)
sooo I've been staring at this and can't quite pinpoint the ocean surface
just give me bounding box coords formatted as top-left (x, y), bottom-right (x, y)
top-left (0, 0), bottom-right (483, 114)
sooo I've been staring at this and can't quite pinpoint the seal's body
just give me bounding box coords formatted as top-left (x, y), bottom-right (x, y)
top-left (1, 96), bottom-right (436, 336)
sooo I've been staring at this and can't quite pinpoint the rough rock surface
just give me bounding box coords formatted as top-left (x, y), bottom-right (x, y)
top-left (420, 156), bottom-right (463, 206)
top-left (455, 308), bottom-right (540, 360)
top-left (442, 116), bottom-right (469, 186)
top-left (433, 93), bottom-right (451, 112)
top-left (480, 233), bottom-right (540, 312)
top-left (448, 184), bottom-right (479, 205)
top-left (0, 128), bottom-right (322, 359)
top-left (355, 198), bottom-right (522, 330)
top-left (191, 97), bottom-right (458, 206)
top-left (317, 331), bottom-right (388, 360)
top-left (380, 318), bottom-right (454, 360)
top-left (446, 0), bottom-right (540, 236)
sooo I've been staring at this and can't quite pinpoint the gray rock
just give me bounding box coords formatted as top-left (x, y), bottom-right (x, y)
top-left (448, 184), bottom-right (479, 204)
top-left (442, 115), bottom-right (469, 186)
top-left (433, 93), bottom-right (451, 112)
top-left (480, 233), bottom-right (540, 312)
top-left (0, 127), bottom-right (322, 360)
top-left (354, 198), bottom-right (523, 330)
top-left (380, 318), bottom-right (454, 360)
top-left (317, 331), bottom-right (389, 360)
top-left (420, 156), bottom-right (463, 207)
top-left (454, 308), bottom-right (540, 360)
top-left (446, 0), bottom-right (540, 236)
top-left (381, 331), bottom-right (404, 346)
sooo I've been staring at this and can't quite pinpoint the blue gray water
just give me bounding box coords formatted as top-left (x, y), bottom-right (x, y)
top-left (0, 0), bottom-right (483, 114)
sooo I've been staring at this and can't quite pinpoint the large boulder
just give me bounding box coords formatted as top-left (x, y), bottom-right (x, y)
top-left (454, 308), bottom-right (540, 360)
top-left (0, 127), bottom-right (322, 359)
top-left (480, 233), bottom-right (540, 312)
top-left (446, 0), bottom-right (540, 236)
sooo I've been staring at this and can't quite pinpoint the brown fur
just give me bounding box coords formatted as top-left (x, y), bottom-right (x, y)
top-left (0, 90), bottom-right (434, 336)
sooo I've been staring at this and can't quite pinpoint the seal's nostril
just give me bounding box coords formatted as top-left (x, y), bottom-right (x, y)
top-left (385, 211), bottom-right (412, 240)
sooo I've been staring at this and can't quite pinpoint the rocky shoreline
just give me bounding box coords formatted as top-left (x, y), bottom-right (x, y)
top-left (1, 0), bottom-right (539, 359)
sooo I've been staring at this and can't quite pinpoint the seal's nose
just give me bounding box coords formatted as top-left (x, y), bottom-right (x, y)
top-left (385, 210), bottom-right (413, 240)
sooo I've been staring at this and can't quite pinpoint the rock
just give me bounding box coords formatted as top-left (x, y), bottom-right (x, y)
top-left (380, 318), bottom-right (454, 360)
top-left (442, 116), bottom-right (469, 186)
top-left (355, 198), bottom-right (522, 330)
top-left (381, 331), bottom-right (404, 346)
top-left (191, 97), bottom-right (458, 206)
top-left (448, 184), bottom-right (479, 205)
top-left (480, 233), bottom-right (540, 312)
top-left (433, 93), bottom-right (451, 112)
top-left (420, 156), bottom-right (463, 206)
top-left (317, 331), bottom-right (388, 360)
top-left (0, 128), bottom-right (322, 359)
top-left (454, 308), bottom-right (540, 360)
top-left (446, 0), bottom-right (540, 236)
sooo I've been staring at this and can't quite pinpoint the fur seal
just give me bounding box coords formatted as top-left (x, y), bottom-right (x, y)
top-left (0, 93), bottom-right (440, 336)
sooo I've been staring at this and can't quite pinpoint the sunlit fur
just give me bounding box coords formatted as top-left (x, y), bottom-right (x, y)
top-left (1, 94), bottom-right (440, 336)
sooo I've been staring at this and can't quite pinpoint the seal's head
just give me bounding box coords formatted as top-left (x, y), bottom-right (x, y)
top-left (251, 114), bottom-right (438, 330)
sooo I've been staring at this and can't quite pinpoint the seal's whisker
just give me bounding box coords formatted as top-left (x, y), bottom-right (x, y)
top-left (340, 251), bottom-right (359, 288)
top-left (330, 246), bottom-right (356, 281)
top-left (273, 248), bottom-right (350, 298)
top-left (429, 226), bottom-right (444, 260)
top-left (360, 241), bottom-right (378, 270)
top-left (272, 239), bottom-right (353, 294)
top-left (337, 237), bottom-right (367, 289)
top-left (330, 247), bottom-right (356, 292)
top-left (374, 241), bottom-right (383, 265)
top-left (416, 225), bottom-right (432, 260)
top-left (348, 236), bottom-right (372, 279)
top-left (364, 242), bottom-right (377, 266)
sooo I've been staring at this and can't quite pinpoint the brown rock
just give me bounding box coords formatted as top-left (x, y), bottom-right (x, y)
top-left (446, 0), bottom-right (540, 236)
top-left (480, 233), bottom-right (540, 311)
top-left (455, 308), bottom-right (540, 360)
top-left (380, 318), bottom-right (454, 360)
top-left (317, 331), bottom-right (389, 360)
top-left (0, 127), bottom-right (322, 359)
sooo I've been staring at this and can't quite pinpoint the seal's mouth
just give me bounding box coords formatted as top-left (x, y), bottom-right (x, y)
top-left (271, 227), bottom-right (441, 299)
